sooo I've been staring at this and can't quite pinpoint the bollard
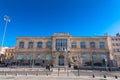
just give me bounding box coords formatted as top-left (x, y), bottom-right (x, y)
top-left (36, 73), bottom-right (39, 76)
top-left (104, 75), bottom-right (106, 78)
top-left (26, 73), bottom-right (28, 76)
top-left (46, 71), bottom-right (48, 76)
top-left (93, 74), bottom-right (95, 78)
top-left (115, 76), bottom-right (118, 79)
top-left (5, 73), bottom-right (7, 76)
top-left (16, 73), bottom-right (18, 76)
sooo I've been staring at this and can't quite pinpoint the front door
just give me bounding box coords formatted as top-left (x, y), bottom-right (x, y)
top-left (59, 55), bottom-right (64, 66)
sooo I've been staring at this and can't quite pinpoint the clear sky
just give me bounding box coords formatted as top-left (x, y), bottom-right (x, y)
top-left (0, 0), bottom-right (120, 47)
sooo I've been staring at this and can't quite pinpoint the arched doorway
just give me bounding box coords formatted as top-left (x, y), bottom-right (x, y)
top-left (59, 55), bottom-right (64, 66)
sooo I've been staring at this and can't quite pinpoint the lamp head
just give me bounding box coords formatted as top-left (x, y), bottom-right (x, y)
top-left (4, 15), bottom-right (10, 22)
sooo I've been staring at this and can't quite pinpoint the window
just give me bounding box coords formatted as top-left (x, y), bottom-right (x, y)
top-left (117, 49), bottom-right (120, 52)
top-left (56, 39), bottom-right (67, 51)
top-left (26, 54), bottom-right (31, 60)
top-left (113, 49), bottom-right (118, 52)
top-left (37, 54), bottom-right (42, 59)
top-left (28, 42), bottom-right (33, 48)
top-left (17, 54), bottom-right (23, 60)
top-left (81, 53), bottom-right (87, 60)
top-left (113, 49), bottom-right (116, 52)
top-left (112, 43), bottom-right (115, 46)
top-left (80, 42), bottom-right (86, 48)
top-left (72, 54), bottom-right (77, 61)
top-left (116, 43), bottom-right (119, 46)
top-left (46, 41), bottom-right (52, 48)
top-left (90, 42), bottom-right (95, 48)
top-left (111, 38), bottom-right (114, 40)
top-left (99, 42), bottom-right (105, 48)
top-left (71, 42), bottom-right (77, 48)
top-left (19, 41), bottom-right (24, 48)
top-left (100, 53), bottom-right (107, 60)
top-left (46, 54), bottom-right (51, 60)
top-left (118, 43), bottom-right (120, 46)
top-left (37, 42), bottom-right (42, 48)
top-left (91, 53), bottom-right (97, 60)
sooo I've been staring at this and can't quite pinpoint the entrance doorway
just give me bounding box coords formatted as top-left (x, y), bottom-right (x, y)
top-left (58, 55), bottom-right (64, 66)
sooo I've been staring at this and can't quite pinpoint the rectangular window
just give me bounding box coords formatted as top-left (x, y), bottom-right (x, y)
top-left (71, 42), bottom-right (77, 48)
top-left (116, 43), bottom-right (119, 46)
top-left (19, 42), bottom-right (24, 48)
top-left (113, 49), bottom-right (117, 53)
top-left (56, 39), bottom-right (67, 51)
top-left (37, 42), bottom-right (42, 48)
top-left (111, 38), bottom-right (114, 40)
top-left (80, 42), bottom-right (86, 48)
top-left (99, 42), bottom-right (105, 48)
top-left (112, 43), bottom-right (115, 46)
top-left (46, 42), bottom-right (52, 48)
top-left (90, 42), bottom-right (95, 48)
top-left (28, 42), bottom-right (33, 48)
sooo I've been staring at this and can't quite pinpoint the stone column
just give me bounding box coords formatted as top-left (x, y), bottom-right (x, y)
top-left (56, 54), bottom-right (58, 67)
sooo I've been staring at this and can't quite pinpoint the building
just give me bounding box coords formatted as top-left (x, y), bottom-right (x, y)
top-left (0, 47), bottom-right (9, 63)
top-left (14, 33), bottom-right (111, 67)
top-left (109, 33), bottom-right (120, 67)
top-left (4, 47), bottom-right (15, 63)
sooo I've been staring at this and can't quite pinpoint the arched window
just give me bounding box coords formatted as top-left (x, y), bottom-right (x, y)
top-left (46, 54), bottom-right (51, 60)
top-left (19, 41), bottom-right (24, 48)
top-left (100, 53), bottom-right (107, 60)
top-left (91, 53), bottom-right (97, 60)
top-left (80, 42), bottom-right (86, 48)
top-left (81, 53), bottom-right (87, 60)
top-left (17, 54), bottom-right (23, 60)
top-left (37, 54), bottom-right (43, 59)
top-left (71, 42), bottom-right (77, 48)
top-left (72, 54), bottom-right (77, 60)
top-left (90, 42), bottom-right (95, 48)
top-left (28, 42), bottom-right (34, 48)
top-left (37, 42), bottom-right (42, 48)
top-left (26, 54), bottom-right (31, 60)
top-left (46, 41), bottom-right (52, 48)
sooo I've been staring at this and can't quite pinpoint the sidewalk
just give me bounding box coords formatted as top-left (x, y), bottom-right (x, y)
top-left (0, 68), bottom-right (119, 80)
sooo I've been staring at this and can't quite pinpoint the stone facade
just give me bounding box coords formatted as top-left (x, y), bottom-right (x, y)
top-left (5, 47), bottom-right (15, 62)
top-left (109, 33), bottom-right (120, 67)
top-left (14, 33), bottom-right (113, 67)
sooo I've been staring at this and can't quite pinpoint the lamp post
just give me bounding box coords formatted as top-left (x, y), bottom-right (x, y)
top-left (0, 15), bottom-right (10, 62)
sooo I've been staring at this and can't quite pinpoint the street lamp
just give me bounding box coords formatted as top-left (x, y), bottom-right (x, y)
top-left (0, 15), bottom-right (10, 62)
top-left (1, 15), bottom-right (10, 48)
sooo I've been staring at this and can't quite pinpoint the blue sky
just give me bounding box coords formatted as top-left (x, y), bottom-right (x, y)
top-left (0, 0), bottom-right (120, 47)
